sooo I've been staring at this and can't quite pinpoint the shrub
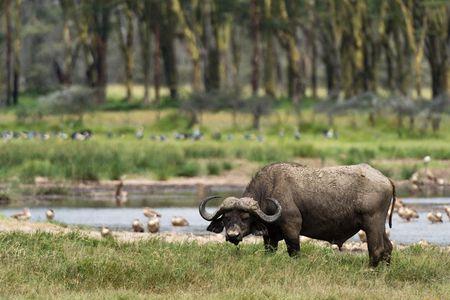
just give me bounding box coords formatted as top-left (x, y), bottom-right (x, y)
top-left (292, 143), bottom-right (318, 158)
top-left (400, 164), bottom-right (418, 180)
top-left (38, 86), bottom-right (95, 120)
top-left (176, 161), bottom-right (201, 177)
top-left (17, 160), bottom-right (58, 183)
top-left (244, 144), bottom-right (290, 162)
top-left (340, 148), bottom-right (376, 165)
top-left (222, 161), bottom-right (233, 171)
top-left (207, 162), bottom-right (221, 175)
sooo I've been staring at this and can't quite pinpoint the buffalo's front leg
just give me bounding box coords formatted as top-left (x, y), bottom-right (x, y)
top-left (282, 222), bottom-right (301, 257)
top-left (263, 235), bottom-right (279, 253)
top-left (285, 236), bottom-right (300, 257)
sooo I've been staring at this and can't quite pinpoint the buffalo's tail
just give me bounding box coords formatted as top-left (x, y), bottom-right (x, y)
top-left (388, 178), bottom-right (396, 228)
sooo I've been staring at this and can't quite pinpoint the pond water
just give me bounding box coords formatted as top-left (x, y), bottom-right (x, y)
top-left (1, 197), bottom-right (449, 245)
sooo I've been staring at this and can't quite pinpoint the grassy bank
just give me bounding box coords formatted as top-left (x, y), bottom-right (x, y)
top-left (0, 138), bottom-right (449, 182)
top-left (0, 232), bottom-right (449, 299)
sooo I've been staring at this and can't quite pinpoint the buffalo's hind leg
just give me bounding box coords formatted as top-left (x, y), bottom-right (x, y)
top-left (381, 231), bottom-right (393, 265)
top-left (364, 215), bottom-right (386, 267)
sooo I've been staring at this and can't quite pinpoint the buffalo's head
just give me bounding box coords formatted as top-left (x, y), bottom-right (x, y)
top-left (198, 196), bottom-right (282, 245)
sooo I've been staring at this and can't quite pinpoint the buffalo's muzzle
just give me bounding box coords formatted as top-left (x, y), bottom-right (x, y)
top-left (226, 229), bottom-right (242, 245)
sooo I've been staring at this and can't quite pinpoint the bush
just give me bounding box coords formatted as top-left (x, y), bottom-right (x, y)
top-left (184, 144), bottom-right (226, 158)
top-left (400, 164), bottom-right (418, 180)
top-left (340, 148), bottom-right (376, 165)
top-left (222, 161), bottom-right (233, 171)
top-left (292, 143), bottom-right (319, 158)
top-left (38, 86), bottom-right (95, 119)
top-left (176, 161), bottom-right (201, 177)
top-left (243, 144), bottom-right (290, 162)
top-left (207, 162), bottom-right (221, 175)
top-left (17, 160), bottom-right (58, 183)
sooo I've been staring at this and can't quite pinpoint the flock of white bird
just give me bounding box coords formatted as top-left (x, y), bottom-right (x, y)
top-left (355, 198), bottom-right (450, 243)
top-left (10, 181), bottom-right (191, 238)
top-left (394, 198), bottom-right (450, 224)
top-left (11, 206), bottom-right (190, 238)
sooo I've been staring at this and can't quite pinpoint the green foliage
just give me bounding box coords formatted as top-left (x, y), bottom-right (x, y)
top-left (222, 161), bottom-right (233, 171)
top-left (16, 160), bottom-right (59, 183)
top-left (176, 161), bottom-right (201, 177)
top-left (400, 164), bottom-right (418, 180)
top-left (152, 112), bottom-right (191, 132)
top-left (339, 148), bottom-right (376, 165)
top-left (207, 161), bottom-right (221, 175)
top-left (243, 144), bottom-right (291, 162)
top-left (0, 232), bottom-right (449, 299)
top-left (37, 86), bottom-right (95, 117)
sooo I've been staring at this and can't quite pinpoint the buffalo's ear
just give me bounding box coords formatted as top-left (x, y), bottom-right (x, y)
top-left (251, 221), bottom-right (268, 236)
top-left (207, 217), bottom-right (224, 233)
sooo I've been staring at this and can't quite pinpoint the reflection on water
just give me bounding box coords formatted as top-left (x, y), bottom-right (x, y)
top-left (1, 197), bottom-right (449, 245)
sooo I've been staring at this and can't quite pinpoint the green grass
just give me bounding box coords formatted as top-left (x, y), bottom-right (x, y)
top-left (0, 232), bottom-right (449, 299)
top-left (0, 138), bottom-right (449, 181)
top-left (1, 96), bottom-right (450, 181)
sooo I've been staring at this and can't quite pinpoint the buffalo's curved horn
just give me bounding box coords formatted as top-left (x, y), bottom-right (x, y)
top-left (254, 198), bottom-right (282, 223)
top-left (198, 196), bottom-right (222, 221)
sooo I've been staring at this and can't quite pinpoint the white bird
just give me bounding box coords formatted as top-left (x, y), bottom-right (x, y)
top-left (397, 206), bottom-right (419, 222)
top-left (132, 219), bottom-right (144, 232)
top-left (444, 207), bottom-right (450, 220)
top-left (11, 208), bottom-right (31, 221)
top-left (427, 212), bottom-right (443, 223)
top-left (46, 209), bottom-right (55, 221)
top-left (115, 180), bottom-right (128, 207)
top-left (171, 216), bottom-right (189, 227)
top-left (358, 230), bottom-right (366, 243)
top-left (358, 229), bottom-right (389, 243)
top-left (147, 217), bottom-right (160, 233)
top-left (143, 207), bottom-right (161, 218)
top-left (101, 226), bottom-right (112, 238)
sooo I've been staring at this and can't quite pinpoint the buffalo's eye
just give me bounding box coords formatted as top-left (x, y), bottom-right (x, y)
top-left (241, 213), bottom-right (250, 220)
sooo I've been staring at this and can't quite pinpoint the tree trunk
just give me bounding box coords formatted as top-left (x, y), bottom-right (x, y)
top-left (160, 34), bottom-right (178, 99)
top-left (92, 7), bottom-right (111, 104)
top-left (4, 0), bottom-right (12, 106)
top-left (153, 24), bottom-right (162, 106)
top-left (250, 0), bottom-right (260, 95)
top-left (116, 5), bottom-right (134, 102)
top-left (12, 0), bottom-right (21, 105)
top-left (230, 24), bottom-right (241, 92)
top-left (124, 7), bottom-right (134, 102)
top-left (203, 3), bottom-right (220, 92)
top-left (311, 35), bottom-right (317, 98)
top-left (94, 35), bottom-right (108, 104)
top-left (139, 19), bottom-right (151, 104)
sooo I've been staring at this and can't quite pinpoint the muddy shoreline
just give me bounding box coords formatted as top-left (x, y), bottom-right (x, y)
top-left (1, 176), bottom-right (449, 205)
top-left (1, 218), bottom-right (449, 252)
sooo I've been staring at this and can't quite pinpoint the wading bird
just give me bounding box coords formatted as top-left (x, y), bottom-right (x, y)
top-left (397, 206), bottom-right (419, 221)
top-left (444, 207), bottom-right (450, 220)
top-left (101, 226), bottom-right (112, 238)
top-left (46, 209), bottom-right (55, 220)
top-left (171, 216), bottom-right (189, 227)
top-left (115, 180), bottom-right (128, 207)
top-left (132, 219), bottom-right (144, 232)
top-left (143, 207), bottom-right (161, 218)
top-left (147, 217), bottom-right (160, 233)
top-left (358, 230), bottom-right (367, 243)
top-left (427, 212), bottom-right (443, 223)
top-left (11, 208), bottom-right (31, 221)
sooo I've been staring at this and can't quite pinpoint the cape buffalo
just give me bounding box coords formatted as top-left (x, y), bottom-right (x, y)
top-left (199, 162), bottom-right (396, 267)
